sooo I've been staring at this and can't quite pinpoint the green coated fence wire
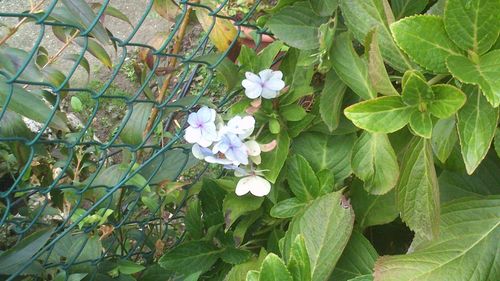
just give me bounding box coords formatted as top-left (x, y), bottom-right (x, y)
top-left (0, 0), bottom-right (265, 279)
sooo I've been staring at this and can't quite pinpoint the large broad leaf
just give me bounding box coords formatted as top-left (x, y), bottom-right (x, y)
top-left (330, 231), bottom-right (379, 281)
top-left (431, 117), bottom-right (458, 163)
top-left (456, 86), bottom-right (499, 174)
top-left (0, 228), bottom-right (54, 275)
top-left (344, 96), bottom-right (412, 133)
top-left (446, 50), bottom-right (500, 107)
top-left (258, 254), bottom-right (293, 281)
top-left (283, 191), bottom-right (355, 281)
top-left (260, 131), bottom-right (290, 183)
top-left (266, 2), bottom-right (329, 50)
top-left (119, 103), bottom-right (153, 146)
top-left (391, 0), bottom-right (429, 19)
top-left (396, 137), bottom-right (439, 241)
top-left (366, 28), bottom-right (399, 96)
top-left (224, 250), bottom-right (267, 281)
top-left (139, 148), bottom-right (197, 185)
top-left (331, 32), bottom-right (376, 100)
top-left (351, 132), bottom-right (399, 195)
top-left (444, 0), bottom-right (500, 54)
top-left (439, 153), bottom-right (500, 202)
top-left (319, 71), bottom-right (347, 132)
top-left (310, 0), bottom-right (338, 16)
top-left (60, 0), bottom-right (110, 45)
top-left (158, 241), bottom-right (223, 276)
top-left (270, 198), bottom-right (307, 218)
top-left (0, 78), bottom-right (68, 131)
top-left (196, 1), bottom-right (238, 53)
top-left (374, 196), bottom-right (500, 281)
top-left (428, 84), bottom-right (466, 118)
top-left (340, 0), bottom-right (414, 72)
top-left (391, 15), bottom-right (463, 73)
top-left (350, 179), bottom-right (398, 229)
top-left (223, 193), bottom-right (264, 230)
top-left (292, 132), bottom-right (355, 183)
top-left (287, 154), bottom-right (320, 201)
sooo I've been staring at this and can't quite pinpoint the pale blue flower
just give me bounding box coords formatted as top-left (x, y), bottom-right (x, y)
top-left (224, 115), bottom-right (255, 139)
top-left (184, 106), bottom-right (218, 147)
top-left (212, 133), bottom-right (248, 165)
top-left (192, 144), bottom-right (232, 165)
top-left (242, 69), bottom-right (285, 99)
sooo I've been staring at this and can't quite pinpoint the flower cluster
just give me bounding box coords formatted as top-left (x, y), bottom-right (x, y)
top-left (184, 69), bottom-right (285, 197)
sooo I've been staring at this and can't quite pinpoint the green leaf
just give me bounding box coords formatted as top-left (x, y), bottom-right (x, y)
top-left (71, 96), bottom-right (83, 112)
top-left (139, 148), bottom-right (196, 185)
top-left (366, 28), bottom-right (399, 96)
top-left (409, 111), bottom-right (432, 139)
top-left (439, 154), bottom-right (500, 202)
top-left (331, 32), bottom-right (376, 100)
top-left (344, 96), bottom-right (412, 133)
top-left (247, 270), bottom-right (260, 281)
top-left (287, 154), bottom-right (320, 201)
top-left (259, 254), bottom-right (293, 281)
top-left (74, 37), bottom-right (113, 68)
top-left (317, 169), bottom-right (335, 194)
top-left (64, 54), bottom-right (90, 79)
top-left (194, 54), bottom-right (239, 90)
top-left (266, 2), bottom-right (329, 50)
top-left (428, 84), bottom-right (466, 118)
top-left (331, 231), bottom-right (378, 281)
top-left (119, 103), bottom-right (154, 146)
top-left (444, 0), bottom-right (500, 54)
top-left (340, 0), bottom-right (414, 72)
top-left (61, 0), bottom-right (111, 45)
top-left (256, 41), bottom-right (286, 71)
top-left (260, 131), bottom-right (291, 183)
top-left (158, 241), bottom-right (223, 276)
top-left (348, 275), bottom-right (373, 281)
top-left (446, 50), bottom-right (500, 107)
top-left (288, 235), bottom-right (311, 281)
top-left (374, 196), bottom-right (500, 281)
top-left (117, 260), bottom-right (145, 275)
top-left (281, 104), bottom-right (307, 121)
top-left (319, 71), bottom-right (347, 132)
top-left (396, 137), bottom-right (439, 241)
top-left (310, 0), bottom-right (338, 16)
top-left (431, 117), bottom-right (458, 163)
top-left (351, 132), bottom-right (399, 194)
top-left (0, 227), bottom-right (53, 275)
top-left (283, 192), bottom-right (355, 281)
top-left (223, 193), bottom-right (264, 230)
top-left (457, 86), bottom-right (499, 174)
top-left (495, 129), bottom-right (500, 157)
top-left (401, 70), bottom-right (434, 106)
top-left (225, 250), bottom-right (267, 281)
top-left (221, 248), bottom-right (252, 265)
top-left (0, 78), bottom-right (69, 132)
top-left (153, 0), bottom-right (180, 22)
top-left (185, 198), bottom-right (203, 240)
top-left (270, 198), bottom-right (307, 218)
top-left (199, 179), bottom-right (226, 227)
top-left (292, 132), bottom-right (356, 183)
top-left (89, 3), bottom-right (133, 26)
top-left (350, 179), bottom-right (398, 229)
top-left (391, 0), bottom-right (429, 19)
top-left (0, 47), bottom-right (44, 82)
top-left (391, 15), bottom-right (464, 73)
top-left (0, 110), bottom-right (34, 165)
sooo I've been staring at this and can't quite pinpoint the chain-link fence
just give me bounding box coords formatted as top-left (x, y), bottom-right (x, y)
top-left (0, 0), bottom-right (265, 279)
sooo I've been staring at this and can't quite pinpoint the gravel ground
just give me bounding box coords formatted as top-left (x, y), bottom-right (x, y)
top-left (0, 0), bottom-right (168, 84)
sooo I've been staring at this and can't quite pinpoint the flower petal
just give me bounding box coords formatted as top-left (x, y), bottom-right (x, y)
top-left (248, 176), bottom-right (271, 197)
top-left (235, 177), bottom-right (251, 196)
top-left (192, 144), bottom-right (212, 160)
top-left (205, 156), bottom-right (233, 165)
top-left (271, 70), bottom-right (283, 80)
top-left (243, 81), bottom-right (263, 99)
top-left (261, 87), bottom-right (278, 99)
top-left (187, 112), bottom-right (199, 127)
top-left (245, 71), bottom-right (261, 83)
top-left (264, 78), bottom-right (285, 91)
top-left (245, 140), bottom-right (261, 156)
top-left (258, 69), bottom-right (273, 81)
top-left (197, 106), bottom-right (216, 123)
top-left (184, 126), bottom-right (201, 144)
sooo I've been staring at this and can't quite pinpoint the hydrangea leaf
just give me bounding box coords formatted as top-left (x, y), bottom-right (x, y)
top-left (319, 71), bottom-right (347, 132)
top-left (258, 254), bottom-right (293, 281)
top-left (391, 15), bottom-right (464, 73)
top-left (310, 0), bottom-right (338, 16)
top-left (428, 84), bottom-right (466, 118)
top-left (286, 154), bottom-right (320, 202)
top-left (431, 117), bottom-right (458, 163)
top-left (366, 28), bottom-right (399, 96)
top-left (446, 50), bottom-right (500, 107)
top-left (344, 96), bottom-right (413, 133)
top-left (401, 71), bottom-right (434, 106)
top-left (409, 111), bottom-right (433, 139)
top-left (444, 0), bottom-right (500, 54)
top-left (287, 235), bottom-right (312, 281)
top-left (391, 0), bottom-right (429, 19)
top-left (374, 196), bottom-right (500, 281)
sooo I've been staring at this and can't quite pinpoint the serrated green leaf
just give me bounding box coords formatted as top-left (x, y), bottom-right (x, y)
top-left (391, 15), bottom-right (464, 73)
top-left (117, 260), bottom-right (145, 275)
top-left (281, 104), bottom-right (307, 121)
top-left (344, 96), bottom-right (412, 133)
top-left (446, 50), bottom-right (500, 107)
top-left (283, 192), bottom-right (355, 281)
top-left (350, 179), bottom-right (398, 229)
top-left (225, 250), bottom-right (267, 281)
top-left (331, 32), bottom-right (376, 100)
top-left (158, 241), bottom-right (223, 275)
top-left (429, 84), bottom-right (466, 118)
top-left (288, 235), bottom-right (311, 281)
top-left (258, 254), bottom-right (293, 281)
top-left (401, 71), bottom-right (434, 106)
top-left (331, 231), bottom-right (378, 281)
top-left (340, 0), bottom-right (414, 72)
top-left (457, 86), bottom-right (499, 174)
top-left (221, 247), bottom-right (252, 265)
top-left (223, 193), bottom-right (264, 230)
top-left (397, 137), bottom-right (439, 241)
top-left (266, 2), bottom-right (328, 50)
top-left (270, 198), bottom-right (307, 218)
top-left (374, 196), bottom-right (500, 281)
top-left (366, 28), bottom-right (399, 96)
top-left (287, 154), bottom-right (320, 201)
top-left (409, 111), bottom-right (432, 139)
top-left (444, 0), bottom-right (500, 54)
top-left (319, 71), bottom-right (347, 132)
top-left (391, 0), bottom-right (429, 19)
top-left (431, 117), bottom-right (458, 163)
top-left (352, 132), bottom-right (399, 194)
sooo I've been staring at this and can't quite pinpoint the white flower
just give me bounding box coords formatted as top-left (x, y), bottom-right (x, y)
top-left (242, 69), bottom-right (285, 99)
top-left (184, 106), bottom-right (218, 147)
top-left (212, 133), bottom-right (249, 165)
top-left (235, 175), bottom-right (271, 197)
top-left (225, 115), bottom-right (255, 139)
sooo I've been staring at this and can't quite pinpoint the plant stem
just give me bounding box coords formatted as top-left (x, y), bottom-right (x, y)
top-left (428, 74), bottom-right (448, 85)
top-left (0, 0), bottom-right (46, 46)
